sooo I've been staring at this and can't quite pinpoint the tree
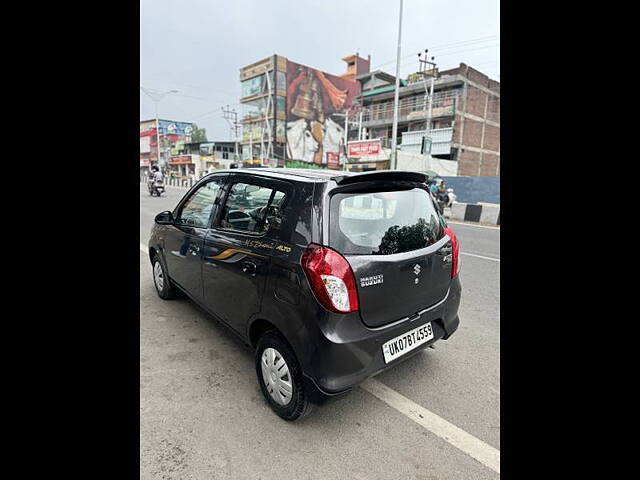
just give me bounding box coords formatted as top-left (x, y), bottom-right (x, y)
top-left (191, 124), bottom-right (208, 143)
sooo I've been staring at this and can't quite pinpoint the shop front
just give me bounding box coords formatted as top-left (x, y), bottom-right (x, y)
top-left (346, 138), bottom-right (389, 171)
top-left (167, 155), bottom-right (195, 178)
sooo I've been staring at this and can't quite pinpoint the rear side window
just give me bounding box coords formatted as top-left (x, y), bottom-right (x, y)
top-left (329, 187), bottom-right (445, 255)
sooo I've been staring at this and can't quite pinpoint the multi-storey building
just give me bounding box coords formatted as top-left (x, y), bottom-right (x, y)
top-left (239, 54), bottom-right (367, 168)
top-left (356, 63), bottom-right (500, 176)
top-left (139, 118), bottom-right (194, 171)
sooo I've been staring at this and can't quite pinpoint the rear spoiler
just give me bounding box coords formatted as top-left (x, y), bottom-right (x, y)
top-left (331, 170), bottom-right (429, 185)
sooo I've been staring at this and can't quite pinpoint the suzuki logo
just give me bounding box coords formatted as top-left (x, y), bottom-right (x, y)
top-left (413, 264), bottom-right (421, 275)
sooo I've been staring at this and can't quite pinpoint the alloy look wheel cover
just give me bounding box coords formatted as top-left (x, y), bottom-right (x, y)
top-left (153, 261), bottom-right (164, 292)
top-left (261, 347), bottom-right (293, 406)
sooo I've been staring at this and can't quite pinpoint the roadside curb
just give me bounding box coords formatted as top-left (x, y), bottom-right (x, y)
top-left (450, 202), bottom-right (500, 225)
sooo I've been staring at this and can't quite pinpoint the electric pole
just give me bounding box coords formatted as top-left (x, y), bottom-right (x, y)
top-left (390, 0), bottom-right (403, 170)
top-left (418, 50), bottom-right (437, 134)
top-left (221, 105), bottom-right (240, 163)
top-left (140, 86), bottom-right (178, 171)
top-left (417, 50), bottom-right (437, 169)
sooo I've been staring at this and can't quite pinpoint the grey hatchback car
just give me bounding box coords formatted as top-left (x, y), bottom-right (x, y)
top-left (147, 168), bottom-right (461, 420)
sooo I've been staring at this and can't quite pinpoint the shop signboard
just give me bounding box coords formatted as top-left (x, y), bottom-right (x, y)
top-left (347, 139), bottom-right (382, 158)
top-left (169, 155), bottom-right (192, 165)
top-left (326, 152), bottom-right (340, 170)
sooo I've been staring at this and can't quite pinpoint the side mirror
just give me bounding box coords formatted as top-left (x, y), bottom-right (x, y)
top-left (155, 210), bottom-right (174, 225)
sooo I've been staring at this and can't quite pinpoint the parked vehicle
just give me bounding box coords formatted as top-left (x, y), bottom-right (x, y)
top-left (147, 169), bottom-right (462, 420)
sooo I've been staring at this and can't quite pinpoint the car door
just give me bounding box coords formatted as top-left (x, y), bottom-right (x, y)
top-left (202, 174), bottom-right (293, 335)
top-left (163, 174), bottom-right (227, 301)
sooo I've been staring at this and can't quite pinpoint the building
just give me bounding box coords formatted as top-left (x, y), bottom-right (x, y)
top-left (356, 63), bottom-right (500, 176)
top-left (139, 119), bottom-right (194, 172)
top-left (239, 54), bottom-right (368, 168)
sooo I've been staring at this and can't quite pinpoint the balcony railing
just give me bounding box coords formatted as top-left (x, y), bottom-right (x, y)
top-left (362, 91), bottom-right (458, 125)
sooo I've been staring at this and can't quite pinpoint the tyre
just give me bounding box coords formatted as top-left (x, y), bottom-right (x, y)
top-left (152, 254), bottom-right (174, 300)
top-left (255, 331), bottom-right (314, 421)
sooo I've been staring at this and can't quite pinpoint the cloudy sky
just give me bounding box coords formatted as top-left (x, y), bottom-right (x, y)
top-left (140, 0), bottom-right (499, 140)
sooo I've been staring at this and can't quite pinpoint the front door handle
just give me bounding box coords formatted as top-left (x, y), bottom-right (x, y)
top-left (242, 261), bottom-right (257, 276)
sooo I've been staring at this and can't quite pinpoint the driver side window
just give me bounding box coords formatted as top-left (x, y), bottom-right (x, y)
top-left (219, 182), bottom-right (286, 234)
top-left (175, 178), bottom-right (224, 228)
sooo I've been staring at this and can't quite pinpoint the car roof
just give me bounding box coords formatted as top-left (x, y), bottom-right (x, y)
top-left (202, 168), bottom-right (353, 183)
top-left (200, 168), bottom-right (428, 185)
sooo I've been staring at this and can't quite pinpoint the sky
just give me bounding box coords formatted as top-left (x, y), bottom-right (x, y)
top-left (140, 0), bottom-right (499, 141)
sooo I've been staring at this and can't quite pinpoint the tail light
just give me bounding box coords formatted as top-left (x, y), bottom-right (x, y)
top-left (301, 244), bottom-right (359, 313)
top-left (443, 226), bottom-right (460, 277)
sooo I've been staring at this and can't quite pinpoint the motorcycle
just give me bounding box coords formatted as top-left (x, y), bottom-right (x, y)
top-left (147, 177), bottom-right (165, 197)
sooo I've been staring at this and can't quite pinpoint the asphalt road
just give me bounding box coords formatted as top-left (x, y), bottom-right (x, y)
top-left (140, 182), bottom-right (500, 479)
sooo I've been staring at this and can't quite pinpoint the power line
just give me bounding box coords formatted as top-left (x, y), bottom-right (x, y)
top-left (370, 34), bottom-right (499, 71)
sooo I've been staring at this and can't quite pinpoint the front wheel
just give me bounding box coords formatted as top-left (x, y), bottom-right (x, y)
top-left (152, 254), bottom-right (174, 299)
top-left (255, 332), bottom-right (314, 421)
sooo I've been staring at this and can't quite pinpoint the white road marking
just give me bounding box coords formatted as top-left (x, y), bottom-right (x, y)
top-left (140, 239), bottom-right (500, 472)
top-left (360, 377), bottom-right (500, 474)
top-left (461, 252), bottom-right (500, 262)
top-left (448, 220), bottom-right (500, 230)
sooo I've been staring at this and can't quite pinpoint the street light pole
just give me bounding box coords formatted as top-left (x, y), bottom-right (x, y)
top-left (390, 0), bottom-right (403, 170)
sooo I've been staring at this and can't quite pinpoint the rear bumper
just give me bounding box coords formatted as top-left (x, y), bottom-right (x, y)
top-left (302, 276), bottom-right (461, 403)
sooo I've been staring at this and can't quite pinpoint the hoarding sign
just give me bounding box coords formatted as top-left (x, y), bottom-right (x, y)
top-left (286, 60), bottom-right (359, 165)
top-left (158, 120), bottom-right (193, 136)
top-left (348, 139), bottom-right (382, 158)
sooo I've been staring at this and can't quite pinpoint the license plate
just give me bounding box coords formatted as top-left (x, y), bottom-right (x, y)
top-left (382, 322), bottom-right (434, 364)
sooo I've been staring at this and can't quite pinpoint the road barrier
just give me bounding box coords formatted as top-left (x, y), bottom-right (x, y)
top-left (450, 202), bottom-right (500, 225)
top-left (140, 175), bottom-right (196, 189)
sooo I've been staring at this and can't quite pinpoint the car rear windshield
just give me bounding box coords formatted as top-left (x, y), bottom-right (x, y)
top-left (329, 187), bottom-right (445, 255)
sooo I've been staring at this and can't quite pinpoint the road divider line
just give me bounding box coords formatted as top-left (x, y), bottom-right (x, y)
top-left (461, 252), bottom-right (500, 262)
top-left (360, 378), bottom-right (500, 474)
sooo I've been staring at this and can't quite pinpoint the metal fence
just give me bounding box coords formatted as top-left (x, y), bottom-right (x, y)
top-left (140, 174), bottom-right (195, 188)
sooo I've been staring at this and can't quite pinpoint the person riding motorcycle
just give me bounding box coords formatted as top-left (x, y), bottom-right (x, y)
top-left (148, 166), bottom-right (165, 196)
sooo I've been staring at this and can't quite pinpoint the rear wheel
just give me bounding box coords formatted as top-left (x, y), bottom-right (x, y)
top-left (255, 332), bottom-right (314, 421)
top-left (152, 254), bottom-right (174, 299)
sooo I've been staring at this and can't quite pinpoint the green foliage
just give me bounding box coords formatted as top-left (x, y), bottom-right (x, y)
top-left (285, 160), bottom-right (327, 170)
top-left (191, 124), bottom-right (208, 143)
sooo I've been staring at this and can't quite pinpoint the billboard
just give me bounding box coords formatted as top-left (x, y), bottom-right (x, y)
top-left (157, 120), bottom-right (193, 137)
top-left (286, 61), bottom-right (359, 165)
